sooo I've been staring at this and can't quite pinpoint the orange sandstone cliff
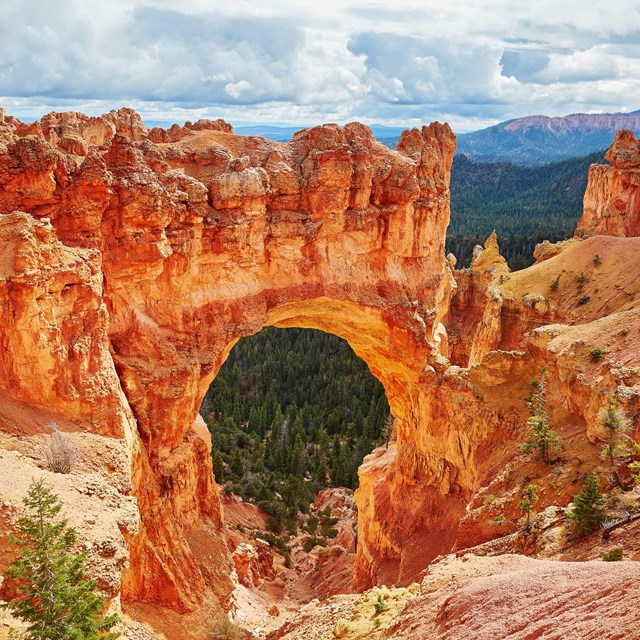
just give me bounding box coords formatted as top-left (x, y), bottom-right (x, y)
top-left (1, 108), bottom-right (639, 638)
top-left (577, 129), bottom-right (640, 237)
top-left (0, 108), bottom-right (461, 623)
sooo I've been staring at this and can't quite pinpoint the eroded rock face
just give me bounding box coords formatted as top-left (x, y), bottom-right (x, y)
top-left (2, 108), bottom-right (639, 631)
top-left (0, 109), bottom-right (459, 613)
top-left (577, 129), bottom-right (640, 238)
top-left (232, 539), bottom-right (276, 588)
top-left (278, 554), bottom-right (640, 640)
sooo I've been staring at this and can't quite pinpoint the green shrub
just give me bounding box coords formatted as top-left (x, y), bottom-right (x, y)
top-left (518, 484), bottom-right (539, 530)
top-left (600, 396), bottom-right (634, 490)
top-left (602, 548), bottom-right (624, 562)
top-left (550, 274), bottom-right (561, 291)
top-left (305, 515), bottom-right (319, 536)
top-left (589, 347), bottom-right (605, 363)
top-left (302, 537), bottom-right (327, 553)
top-left (257, 531), bottom-right (290, 556)
top-left (567, 473), bottom-right (605, 536)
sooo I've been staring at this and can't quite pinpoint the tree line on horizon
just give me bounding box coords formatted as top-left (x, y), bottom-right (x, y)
top-left (447, 149), bottom-right (606, 269)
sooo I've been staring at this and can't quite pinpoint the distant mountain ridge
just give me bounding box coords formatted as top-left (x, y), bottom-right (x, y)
top-left (146, 110), bottom-right (640, 166)
top-left (455, 110), bottom-right (640, 165)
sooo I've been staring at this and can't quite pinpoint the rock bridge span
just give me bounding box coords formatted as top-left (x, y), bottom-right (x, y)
top-left (0, 109), bottom-right (491, 610)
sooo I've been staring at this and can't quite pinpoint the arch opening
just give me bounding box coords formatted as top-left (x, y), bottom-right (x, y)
top-left (200, 325), bottom-right (393, 540)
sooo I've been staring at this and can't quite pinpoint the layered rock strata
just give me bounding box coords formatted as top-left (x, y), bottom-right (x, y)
top-left (0, 108), bottom-right (460, 612)
top-left (577, 129), bottom-right (640, 237)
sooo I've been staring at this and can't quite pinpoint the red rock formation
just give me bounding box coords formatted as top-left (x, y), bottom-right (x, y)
top-left (577, 129), bottom-right (640, 237)
top-left (232, 539), bottom-right (276, 588)
top-left (2, 106), bottom-right (639, 636)
top-left (0, 109), bottom-right (460, 615)
top-left (313, 488), bottom-right (357, 553)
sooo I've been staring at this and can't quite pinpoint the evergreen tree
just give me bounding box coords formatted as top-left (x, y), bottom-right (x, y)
top-left (381, 415), bottom-right (395, 449)
top-left (600, 396), bottom-right (632, 490)
top-left (518, 484), bottom-right (539, 531)
top-left (521, 369), bottom-right (559, 464)
top-left (3, 479), bottom-right (119, 640)
top-left (567, 473), bottom-right (605, 536)
top-left (229, 449), bottom-right (244, 479)
top-left (212, 451), bottom-right (225, 483)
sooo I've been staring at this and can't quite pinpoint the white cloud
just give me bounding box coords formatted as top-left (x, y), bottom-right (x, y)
top-left (1, 0), bottom-right (640, 131)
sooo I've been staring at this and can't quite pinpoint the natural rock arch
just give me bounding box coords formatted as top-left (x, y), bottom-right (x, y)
top-left (0, 109), bottom-right (487, 610)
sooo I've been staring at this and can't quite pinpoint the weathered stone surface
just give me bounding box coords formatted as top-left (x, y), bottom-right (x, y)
top-left (577, 129), bottom-right (640, 237)
top-left (270, 554), bottom-right (640, 640)
top-left (232, 539), bottom-right (276, 588)
top-left (0, 109), bottom-right (459, 615)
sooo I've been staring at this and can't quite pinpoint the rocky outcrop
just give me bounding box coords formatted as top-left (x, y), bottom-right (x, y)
top-left (314, 488), bottom-right (357, 553)
top-left (269, 554), bottom-right (640, 640)
top-left (577, 129), bottom-right (640, 237)
top-left (0, 109), bottom-right (460, 618)
top-left (232, 540), bottom-right (276, 588)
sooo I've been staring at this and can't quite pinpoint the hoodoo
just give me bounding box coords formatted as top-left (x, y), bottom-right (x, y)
top-left (578, 129), bottom-right (640, 238)
top-left (0, 108), bottom-right (463, 610)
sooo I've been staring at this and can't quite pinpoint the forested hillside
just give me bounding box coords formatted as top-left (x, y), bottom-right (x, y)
top-left (454, 111), bottom-right (640, 165)
top-left (448, 150), bottom-right (605, 269)
top-left (201, 327), bottom-right (390, 534)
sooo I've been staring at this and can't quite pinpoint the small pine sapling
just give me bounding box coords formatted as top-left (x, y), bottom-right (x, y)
top-left (518, 484), bottom-right (539, 531)
top-left (381, 414), bottom-right (395, 450)
top-left (521, 369), bottom-right (560, 464)
top-left (600, 396), bottom-right (633, 490)
top-left (567, 473), bottom-right (605, 536)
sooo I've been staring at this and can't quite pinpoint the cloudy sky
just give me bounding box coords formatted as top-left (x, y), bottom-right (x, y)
top-left (2, 0), bottom-right (640, 132)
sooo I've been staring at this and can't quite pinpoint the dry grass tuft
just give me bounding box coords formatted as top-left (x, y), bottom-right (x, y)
top-left (41, 423), bottom-right (77, 474)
